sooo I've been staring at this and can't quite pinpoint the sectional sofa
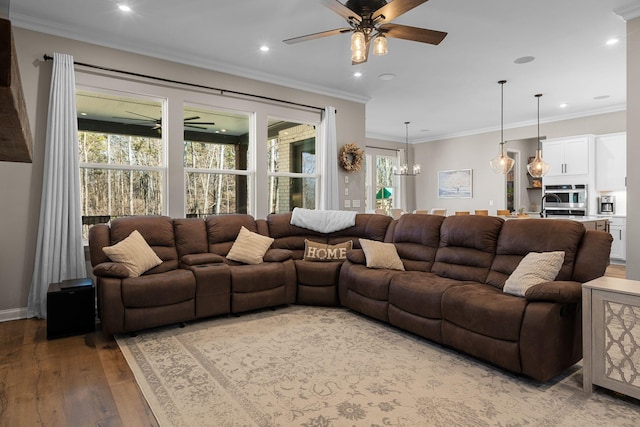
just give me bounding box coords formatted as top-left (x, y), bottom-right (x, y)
top-left (89, 212), bottom-right (612, 382)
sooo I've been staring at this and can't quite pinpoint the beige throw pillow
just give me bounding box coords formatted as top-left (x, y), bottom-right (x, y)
top-left (503, 251), bottom-right (565, 297)
top-left (226, 226), bottom-right (274, 265)
top-left (102, 230), bottom-right (163, 278)
top-left (304, 240), bottom-right (353, 262)
top-left (359, 238), bottom-right (405, 271)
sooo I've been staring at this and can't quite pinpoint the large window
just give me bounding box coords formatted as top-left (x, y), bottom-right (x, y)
top-left (183, 106), bottom-right (250, 217)
top-left (77, 90), bottom-right (165, 238)
top-left (267, 119), bottom-right (317, 214)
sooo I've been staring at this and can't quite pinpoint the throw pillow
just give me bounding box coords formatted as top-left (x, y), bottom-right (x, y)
top-left (102, 230), bottom-right (163, 278)
top-left (226, 226), bottom-right (274, 265)
top-left (359, 238), bottom-right (405, 271)
top-left (503, 251), bottom-right (565, 297)
top-left (304, 240), bottom-right (353, 262)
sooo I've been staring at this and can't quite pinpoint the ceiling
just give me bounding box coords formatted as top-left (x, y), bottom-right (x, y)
top-left (9, 0), bottom-right (635, 143)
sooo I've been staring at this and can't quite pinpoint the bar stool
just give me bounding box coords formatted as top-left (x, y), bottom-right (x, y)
top-left (455, 211), bottom-right (470, 216)
top-left (413, 210), bottom-right (430, 214)
top-left (474, 210), bottom-right (489, 216)
top-left (496, 209), bottom-right (511, 216)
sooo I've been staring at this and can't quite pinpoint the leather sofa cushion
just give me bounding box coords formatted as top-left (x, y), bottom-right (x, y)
top-left (340, 263), bottom-right (402, 301)
top-left (206, 214), bottom-right (259, 255)
top-left (486, 219), bottom-right (585, 289)
top-left (122, 269), bottom-right (196, 308)
top-left (389, 272), bottom-right (466, 319)
top-left (392, 214), bottom-right (442, 272)
top-left (174, 218), bottom-right (208, 258)
top-left (230, 263), bottom-right (287, 293)
top-left (432, 216), bottom-right (503, 282)
top-left (109, 215), bottom-right (179, 273)
top-left (295, 260), bottom-right (342, 286)
top-left (441, 284), bottom-right (528, 342)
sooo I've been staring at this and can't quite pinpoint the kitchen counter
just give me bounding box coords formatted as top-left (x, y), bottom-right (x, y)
top-left (505, 215), bottom-right (609, 231)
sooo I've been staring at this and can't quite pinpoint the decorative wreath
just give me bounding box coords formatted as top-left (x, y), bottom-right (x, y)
top-left (339, 143), bottom-right (364, 172)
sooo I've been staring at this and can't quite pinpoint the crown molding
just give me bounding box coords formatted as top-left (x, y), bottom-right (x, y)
top-left (614, 1), bottom-right (640, 21)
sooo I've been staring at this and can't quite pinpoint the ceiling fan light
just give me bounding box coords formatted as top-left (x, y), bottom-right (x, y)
top-left (373, 34), bottom-right (388, 56)
top-left (351, 31), bottom-right (366, 51)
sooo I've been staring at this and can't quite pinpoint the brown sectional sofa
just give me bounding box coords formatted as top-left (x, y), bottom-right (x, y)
top-left (89, 212), bottom-right (612, 382)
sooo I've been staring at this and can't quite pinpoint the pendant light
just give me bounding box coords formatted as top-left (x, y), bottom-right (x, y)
top-left (394, 122), bottom-right (421, 176)
top-left (489, 80), bottom-right (515, 174)
top-left (527, 93), bottom-right (550, 178)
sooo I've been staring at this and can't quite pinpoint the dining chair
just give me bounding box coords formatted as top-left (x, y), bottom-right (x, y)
top-left (429, 208), bottom-right (447, 216)
top-left (474, 210), bottom-right (489, 216)
top-left (413, 210), bottom-right (430, 215)
top-left (374, 208), bottom-right (387, 215)
top-left (390, 208), bottom-right (404, 219)
top-left (455, 211), bottom-right (470, 216)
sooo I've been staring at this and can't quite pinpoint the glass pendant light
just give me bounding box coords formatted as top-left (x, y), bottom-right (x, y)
top-left (527, 93), bottom-right (550, 178)
top-left (373, 34), bottom-right (388, 56)
top-left (351, 31), bottom-right (366, 63)
top-left (490, 80), bottom-right (515, 174)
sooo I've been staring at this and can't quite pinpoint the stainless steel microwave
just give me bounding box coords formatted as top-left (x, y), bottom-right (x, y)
top-left (543, 184), bottom-right (588, 213)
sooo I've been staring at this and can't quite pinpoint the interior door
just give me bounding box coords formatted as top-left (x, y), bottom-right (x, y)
top-left (365, 148), bottom-right (400, 214)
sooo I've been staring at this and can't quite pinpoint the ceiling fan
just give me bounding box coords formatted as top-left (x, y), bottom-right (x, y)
top-left (283, 0), bottom-right (447, 64)
top-left (113, 111), bottom-right (216, 131)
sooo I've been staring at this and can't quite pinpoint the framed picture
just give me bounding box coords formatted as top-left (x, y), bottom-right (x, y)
top-left (438, 169), bottom-right (473, 198)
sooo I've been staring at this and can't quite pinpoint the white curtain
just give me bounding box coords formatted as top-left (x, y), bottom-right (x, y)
top-left (28, 53), bottom-right (85, 319)
top-left (320, 106), bottom-right (339, 210)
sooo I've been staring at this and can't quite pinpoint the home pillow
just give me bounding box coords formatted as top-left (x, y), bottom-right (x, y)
top-left (359, 238), bottom-right (405, 271)
top-left (226, 226), bottom-right (274, 265)
top-left (102, 229), bottom-right (163, 278)
top-left (304, 239), bottom-right (353, 262)
top-left (503, 251), bottom-right (565, 297)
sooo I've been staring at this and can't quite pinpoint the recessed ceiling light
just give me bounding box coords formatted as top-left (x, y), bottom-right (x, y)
top-left (378, 73), bottom-right (396, 80)
top-left (259, 45), bottom-right (270, 52)
top-left (559, 103), bottom-right (568, 108)
top-left (118, 4), bottom-right (132, 12)
top-left (80, 112), bottom-right (87, 116)
top-left (606, 38), bottom-right (619, 46)
top-left (594, 95), bottom-right (610, 100)
top-left (514, 56), bottom-right (535, 64)
top-left (221, 129), bottom-right (227, 133)
top-left (353, 71), bottom-right (363, 77)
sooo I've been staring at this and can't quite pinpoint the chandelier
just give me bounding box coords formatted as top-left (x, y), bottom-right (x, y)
top-left (394, 121), bottom-right (420, 176)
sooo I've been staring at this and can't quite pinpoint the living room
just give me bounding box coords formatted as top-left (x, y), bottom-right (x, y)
top-left (1, 0), bottom-right (640, 425)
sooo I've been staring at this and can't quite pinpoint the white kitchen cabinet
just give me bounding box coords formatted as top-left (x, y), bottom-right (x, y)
top-left (596, 133), bottom-right (626, 191)
top-left (543, 136), bottom-right (591, 177)
top-left (608, 216), bottom-right (626, 261)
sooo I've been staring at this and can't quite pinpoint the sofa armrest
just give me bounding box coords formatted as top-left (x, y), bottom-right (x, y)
top-left (181, 253), bottom-right (226, 266)
top-left (93, 262), bottom-right (129, 278)
top-left (346, 249), bottom-right (366, 265)
top-left (524, 280), bottom-right (582, 303)
top-left (263, 249), bottom-right (293, 262)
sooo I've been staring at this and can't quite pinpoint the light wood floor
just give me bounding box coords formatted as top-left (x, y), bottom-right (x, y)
top-left (0, 265), bottom-right (628, 426)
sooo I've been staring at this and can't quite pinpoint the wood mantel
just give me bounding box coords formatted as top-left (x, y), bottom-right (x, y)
top-left (0, 17), bottom-right (33, 163)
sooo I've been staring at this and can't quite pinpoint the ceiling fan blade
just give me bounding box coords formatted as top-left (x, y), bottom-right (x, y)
top-left (322, 0), bottom-right (362, 22)
top-left (187, 122), bottom-right (216, 125)
top-left (112, 116), bottom-right (156, 122)
top-left (183, 116), bottom-right (201, 121)
top-left (374, 0), bottom-right (429, 23)
top-left (125, 111), bottom-right (160, 121)
top-left (284, 28), bottom-right (351, 44)
top-left (380, 23), bottom-right (447, 45)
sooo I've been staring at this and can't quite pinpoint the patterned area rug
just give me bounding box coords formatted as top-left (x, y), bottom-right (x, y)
top-left (116, 306), bottom-right (640, 426)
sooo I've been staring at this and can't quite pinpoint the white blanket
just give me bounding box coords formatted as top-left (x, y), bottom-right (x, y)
top-left (290, 208), bottom-right (357, 233)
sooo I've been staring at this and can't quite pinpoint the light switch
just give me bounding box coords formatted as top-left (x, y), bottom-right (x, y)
top-left (344, 199), bottom-right (351, 208)
top-left (345, 188), bottom-right (349, 196)
top-left (345, 176), bottom-right (349, 184)
top-left (352, 199), bottom-right (360, 208)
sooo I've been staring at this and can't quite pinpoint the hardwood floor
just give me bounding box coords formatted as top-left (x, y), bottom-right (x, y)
top-left (0, 265), bottom-right (628, 426)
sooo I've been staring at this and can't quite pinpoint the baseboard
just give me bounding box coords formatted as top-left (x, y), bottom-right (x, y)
top-left (0, 307), bottom-right (28, 322)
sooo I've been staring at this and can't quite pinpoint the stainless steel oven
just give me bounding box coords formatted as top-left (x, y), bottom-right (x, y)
top-left (543, 184), bottom-right (588, 216)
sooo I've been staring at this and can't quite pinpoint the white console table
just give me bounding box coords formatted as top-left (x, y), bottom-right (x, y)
top-left (583, 276), bottom-right (640, 399)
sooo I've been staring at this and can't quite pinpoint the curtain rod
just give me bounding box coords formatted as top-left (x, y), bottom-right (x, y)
top-left (43, 54), bottom-right (326, 113)
top-left (365, 145), bottom-right (400, 152)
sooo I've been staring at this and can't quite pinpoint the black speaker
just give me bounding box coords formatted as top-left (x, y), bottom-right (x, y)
top-left (47, 279), bottom-right (95, 339)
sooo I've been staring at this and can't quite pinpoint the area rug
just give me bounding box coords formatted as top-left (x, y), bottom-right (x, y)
top-left (116, 306), bottom-right (640, 426)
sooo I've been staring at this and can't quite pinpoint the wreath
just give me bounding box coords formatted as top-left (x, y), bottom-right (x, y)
top-left (339, 143), bottom-right (364, 172)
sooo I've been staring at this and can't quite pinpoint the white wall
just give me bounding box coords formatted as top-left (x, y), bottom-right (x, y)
top-left (413, 111), bottom-right (626, 215)
top-left (627, 16), bottom-right (640, 280)
top-left (0, 28), bottom-right (366, 318)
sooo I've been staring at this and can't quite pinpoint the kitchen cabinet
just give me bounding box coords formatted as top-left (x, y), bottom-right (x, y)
top-left (543, 136), bottom-right (591, 177)
top-left (608, 217), bottom-right (626, 261)
top-left (596, 133), bottom-right (626, 191)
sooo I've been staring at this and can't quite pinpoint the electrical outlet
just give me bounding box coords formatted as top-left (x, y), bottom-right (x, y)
top-left (352, 199), bottom-right (360, 208)
top-left (344, 176), bottom-right (349, 184)
top-left (344, 199), bottom-right (351, 208)
top-left (489, 200), bottom-right (494, 206)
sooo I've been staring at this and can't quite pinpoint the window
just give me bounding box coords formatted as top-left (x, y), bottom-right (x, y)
top-left (183, 106), bottom-right (250, 217)
top-left (267, 119), bottom-right (317, 214)
top-left (365, 149), bottom-right (399, 214)
top-left (77, 90), bottom-right (165, 238)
